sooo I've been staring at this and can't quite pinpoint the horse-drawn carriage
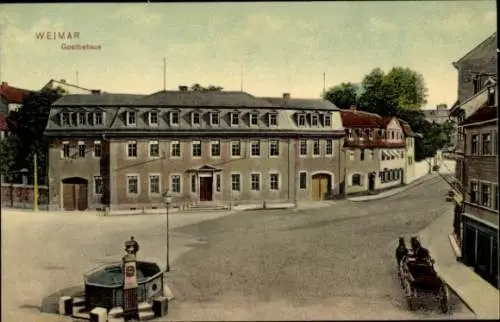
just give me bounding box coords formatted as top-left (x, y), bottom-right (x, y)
top-left (396, 237), bottom-right (450, 313)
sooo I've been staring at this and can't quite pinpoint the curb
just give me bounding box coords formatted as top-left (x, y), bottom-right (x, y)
top-left (348, 173), bottom-right (438, 202)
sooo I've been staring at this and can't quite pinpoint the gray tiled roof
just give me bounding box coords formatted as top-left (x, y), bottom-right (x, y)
top-left (260, 97), bottom-right (339, 110)
top-left (52, 93), bottom-right (144, 106)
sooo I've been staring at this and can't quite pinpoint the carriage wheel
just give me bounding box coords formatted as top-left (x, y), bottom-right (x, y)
top-left (439, 284), bottom-right (450, 313)
top-left (403, 279), bottom-right (415, 310)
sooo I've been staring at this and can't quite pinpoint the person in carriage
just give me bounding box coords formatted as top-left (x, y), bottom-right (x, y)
top-left (410, 236), bottom-right (433, 264)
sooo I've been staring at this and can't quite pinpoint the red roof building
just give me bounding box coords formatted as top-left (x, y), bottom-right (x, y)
top-left (0, 82), bottom-right (33, 104)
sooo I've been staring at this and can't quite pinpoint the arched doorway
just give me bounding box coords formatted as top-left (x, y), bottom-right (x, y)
top-left (62, 177), bottom-right (88, 211)
top-left (368, 172), bottom-right (376, 191)
top-left (311, 173), bottom-right (332, 201)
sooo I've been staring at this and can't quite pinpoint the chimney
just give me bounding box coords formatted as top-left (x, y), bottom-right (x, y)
top-left (179, 85), bottom-right (188, 92)
top-left (282, 93), bottom-right (291, 103)
top-left (60, 79), bottom-right (66, 84)
top-left (350, 105), bottom-right (356, 111)
top-left (91, 89), bottom-right (101, 94)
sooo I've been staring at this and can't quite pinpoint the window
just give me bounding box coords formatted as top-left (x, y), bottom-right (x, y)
top-left (494, 185), bottom-right (498, 210)
top-left (482, 133), bottom-right (492, 155)
top-left (170, 111), bottom-right (179, 125)
top-left (127, 111), bottom-right (136, 126)
top-left (368, 149), bottom-right (374, 160)
top-left (211, 140), bottom-right (220, 157)
top-left (269, 173), bottom-right (279, 190)
top-left (481, 183), bottom-right (491, 208)
top-left (149, 111), bottom-right (158, 126)
top-left (93, 141), bottom-right (102, 158)
top-left (215, 174), bottom-right (221, 192)
top-left (94, 176), bottom-right (103, 195)
top-left (191, 175), bottom-right (196, 193)
top-left (192, 140), bottom-right (202, 157)
top-left (95, 112), bottom-right (103, 125)
top-left (171, 175), bottom-right (181, 193)
top-left (78, 112), bottom-right (86, 126)
top-left (313, 139), bottom-right (320, 156)
top-left (269, 113), bottom-right (278, 127)
top-left (325, 139), bottom-right (333, 156)
top-left (231, 141), bottom-right (241, 157)
top-left (251, 140), bottom-right (260, 157)
top-left (127, 175), bottom-right (139, 194)
top-left (347, 129), bottom-right (353, 140)
top-left (298, 114), bottom-right (306, 126)
top-left (61, 112), bottom-right (70, 126)
top-left (71, 112), bottom-right (78, 126)
top-left (127, 141), bottom-right (137, 157)
top-left (170, 140), bottom-right (181, 157)
top-left (210, 112), bottom-right (219, 126)
top-left (149, 175), bottom-right (161, 194)
top-left (471, 135), bottom-right (479, 154)
top-left (349, 150), bottom-right (355, 161)
top-left (311, 114), bottom-right (319, 126)
top-left (62, 141), bottom-right (70, 158)
top-left (78, 141), bottom-right (86, 158)
top-left (191, 112), bottom-right (200, 125)
top-left (367, 129), bottom-right (373, 140)
top-left (408, 156), bottom-right (413, 165)
top-left (269, 140), bottom-right (280, 157)
top-left (251, 173), bottom-right (260, 191)
top-left (231, 174), bottom-right (241, 192)
top-left (299, 172), bottom-right (307, 189)
top-left (470, 181), bottom-right (479, 203)
top-left (149, 140), bottom-right (160, 158)
top-left (299, 139), bottom-right (308, 156)
top-left (87, 112), bottom-right (94, 126)
top-left (231, 113), bottom-right (239, 126)
top-left (391, 131), bottom-right (395, 139)
top-left (250, 113), bottom-right (258, 126)
top-left (352, 174), bottom-right (362, 186)
top-left (323, 114), bottom-right (331, 127)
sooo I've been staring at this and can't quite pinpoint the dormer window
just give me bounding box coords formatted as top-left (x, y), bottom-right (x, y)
top-left (127, 111), bottom-right (136, 126)
top-left (210, 112), bottom-right (220, 126)
top-left (367, 129), bottom-right (373, 140)
top-left (95, 111), bottom-right (103, 125)
top-left (78, 112), bottom-right (86, 126)
top-left (357, 129), bottom-right (364, 141)
top-left (170, 111), bottom-right (179, 125)
top-left (268, 113), bottom-right (278, 127)
top-left (231, 112), bottom-right (240, 126)
top-left (86, 112), bottom-right (94, 126)
top-left (149, 111), bottom-right (158, 126)
top-left (191, 111), bottom-right (200, 125)
top-left (347, 129), bottom-right (353, 140)
top-left (297, 113), bottom-right (306, 126)
top-left (311, 114), bottom-right (319, 126)
top-left (323, 114), bottom-right (331, 127)
top-left (71, 112), bottom-right (78, 126)
top-left (250, 112), bottom-right (259, 126)
top-left (61, 112), bottom-right (70, 126)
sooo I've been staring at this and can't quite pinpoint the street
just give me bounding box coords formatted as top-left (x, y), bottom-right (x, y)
top-left (1, 175), bottom-right (474, 321)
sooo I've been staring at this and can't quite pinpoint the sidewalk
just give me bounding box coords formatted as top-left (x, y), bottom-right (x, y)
top-left (348, 173), bottom-right (438, 202)
top-left (418, 208), bottom-right (500, 319)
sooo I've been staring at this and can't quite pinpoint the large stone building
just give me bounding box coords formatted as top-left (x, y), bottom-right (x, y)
top-left (339, 109), bottom-right (409, 196)
top-left (44, 89), bottom-right (345, 211)
top-left (422, 104), bottom-right (450, 125)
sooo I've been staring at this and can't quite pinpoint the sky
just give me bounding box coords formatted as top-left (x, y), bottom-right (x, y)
top-left (0, 1), bottom-right (496, 109)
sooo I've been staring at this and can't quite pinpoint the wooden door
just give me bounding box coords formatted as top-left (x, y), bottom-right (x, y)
top-left (199, 177), bottom-right (213, 201)
top-left (63, 183), bottom-right (76, 211)
top-left (76, 183), bottom-right (88, 210)
top-left (312, 174), bottom-right (330, 201)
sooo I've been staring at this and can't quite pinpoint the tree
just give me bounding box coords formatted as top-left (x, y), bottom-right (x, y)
top-left (189, 83), bottom-right (223, 92)
top-left (383, 67), bottom-right (428, 110)
top-left (357, 68), bottom-right (398, 115)
top-left (323, 82), bottom-right (358, 109)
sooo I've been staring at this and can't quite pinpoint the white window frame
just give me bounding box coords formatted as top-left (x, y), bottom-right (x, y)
top-left (298, 171), bottom-right (307, 190)
top-left (126, 111), bottom-right (136, 126)
top-left (170, 173), bottom-right (182, 194)
top-left (149, 111), bottom-right (159, 126)
top-left (297, 114), bottom-right (306, 126)
top-left (210, 112), bottom-right (220, 126)
top-left (347, 129), bottom-right (353, 140)
top-left (231, 172), bottom-right (241, 192)
top-left (469, 179), bottom-right (479, 204)
top-left (349, 150), bottom-right (355, 161)
top-left (210, 140), bottom-right (221, 158)
top-left (127, 140), bottom-right (138, 158)
top-left (311, 114), bottom-right (319, 126)
top-left (268, 113), bottom-right (278, 127)
top-left (325, 139), bottom-right (333, 156)
top-left (93, 175), bottom-right (103, 195)
top-left (250, 113), bottom-right (259, 126)
top-left (170, 140), bottom-right (181, 158)
top-left (78, 112), bottom-right (86, 126)
top-left (78, 140), bottom-right (86, 158)
top-left (351, 173), bottom-right (363, 186)
top-left (250, 140), bottom-right (261, 157)
top-left (192, 140), bottom-right (202, 158)
top-left (230, 112), bottom-right (240, 127)
top-left (61, 112), bottom-right (70, 126)
top-left (231, 140), bottom-right (241, 158)
top-left (126, 174), bottom-right (140, 196)
top-left (299, 139), bottom-right (308, 157)
top-left (93, 140), bottom-right (102, 158)
top-left (480, 181), bottom-right (492, 208)
top-left (312, 138), bottom-right (320, 157)
top-left (148, 174), bottom-right (162, 196)
top-left (191, 174), bottom-right (197, 194)
top-left (269, 139), bottom-right (280, 157)
top-left (170, 111), bottom-right (180, 126)
top-left (250, 172), bottom-right (261, 191)
top-left (323, 114), bottom-right (331, 127)
top-left (149, 140), bottom-right (160, 158)
top-left (61, 140), bottom-right (70, 159)
top-left (94, 111), bottom-right (103, 125)
top-left (269, 172), bottom-right (280, 191)
top-left (191, 111), bottom-right (200, 126)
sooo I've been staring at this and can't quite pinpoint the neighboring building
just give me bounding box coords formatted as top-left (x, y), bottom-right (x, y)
top-left (422, 104), bottom-right (450, 125)
top-left (340, 109), bottom-right (408, 196)
top-left (41, 79), bottom-right (100, 95)
top-left (44, 89), bottom-right (345, 211)
top-left (398, 119), bottom-right (416, 184)
top-left (460, 101), bottom-right (498, 288)
top-left (0, 81), bottom-right (34, 115)
top-left (0, 114), bottom-right (7, 140)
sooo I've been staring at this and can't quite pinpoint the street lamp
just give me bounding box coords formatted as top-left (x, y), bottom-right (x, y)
top-left (162, 190), bottom-right (172, 272)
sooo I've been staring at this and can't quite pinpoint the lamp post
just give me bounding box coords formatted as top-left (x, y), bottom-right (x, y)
top-left (162, 190), bottom-right (172, 272)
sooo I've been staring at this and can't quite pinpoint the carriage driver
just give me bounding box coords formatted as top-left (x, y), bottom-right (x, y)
top-left (410, 236), bottom-right (432, 263)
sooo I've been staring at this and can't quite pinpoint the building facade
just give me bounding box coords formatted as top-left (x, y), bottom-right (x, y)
top-left (398, 119), bottom-right (416, 184)
top-left (44, 89), bottom-right (345, 211)
top-left (422, 104), bottom-right (450, 125)
top-left (340, 109), bottom-right (409, 196)
top-left (41, 79), bottom-right (98, 95)
top-left (460, 102), bottom-right (498, 288)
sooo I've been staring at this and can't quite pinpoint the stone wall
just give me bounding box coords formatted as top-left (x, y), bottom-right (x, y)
top-left (0, 184), bottom-right (49, 209)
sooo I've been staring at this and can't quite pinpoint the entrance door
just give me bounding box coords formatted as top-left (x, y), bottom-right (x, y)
top-left (368, 173), bottom-right (376, 191)
top-left (199, 176), bottom-right (213, 201)
top-left (312, 173), bottom-right (331, 201)
top-left (62, 177), bottom-right (88, 211)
